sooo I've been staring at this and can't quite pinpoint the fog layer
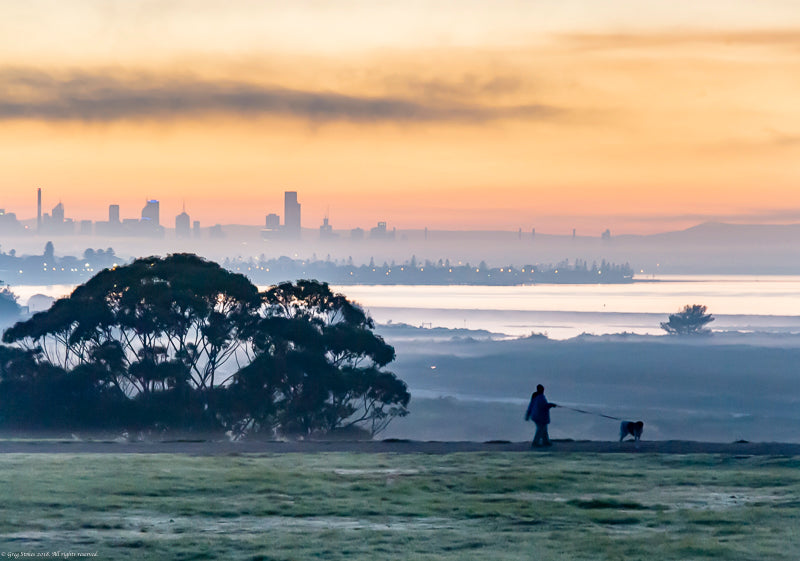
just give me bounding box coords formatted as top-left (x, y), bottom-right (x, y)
top-left (378, 327), bottom-right (800, 443)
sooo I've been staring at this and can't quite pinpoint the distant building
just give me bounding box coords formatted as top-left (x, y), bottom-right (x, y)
top-left (601, 229), bottom-right (611, 240)
top-left (40, 202), bottom-right (74, 235)
top-left (260, 191), bottom-right (302, 240)
top-left (138, 200), bottom-right (164, 237)
top-left (79, 220), bottom-right (93, 235)
top-left (209, 224), bottom-right (225, 239)
top-left (369, 221), bottom-right (396, 240)
top-left (52, 202), bottom-right (65, 224)
top-left (261, 213), bottom-right (281, 239)
top-left (176, 208), bottom-right (191, 238)
top-left (350, 227), bottom-right (365, 240)
top-left (284, 191), bottom-right (301, 239)
top-left (100, 201), bottom-right (164, 238)
top-left (193, 220), bottom-right (201, 238)
top-left (96, 204), bottom-right (122, 236)
top-left (319, 216), bottom-right (337, 239)
top-left (0, 208), bottom-right (23, 234)
top-left (265, 213), bottom-right (280, 229)
top-left (141, 200), bottom-right (160, 226)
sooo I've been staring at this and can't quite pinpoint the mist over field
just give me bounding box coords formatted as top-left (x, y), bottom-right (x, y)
top-left (378, 325), bottom-right (800, 444)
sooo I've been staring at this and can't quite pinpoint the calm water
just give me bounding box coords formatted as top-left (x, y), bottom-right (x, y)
top-left (11, 275), bottom-right (800, 339)
top-left (337, 275), bottom-right (800, 338)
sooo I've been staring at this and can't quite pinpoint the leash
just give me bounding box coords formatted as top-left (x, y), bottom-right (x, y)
top-left (558, 405), bottom-right (623, 421)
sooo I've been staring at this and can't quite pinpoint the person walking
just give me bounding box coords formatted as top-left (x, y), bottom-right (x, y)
top-left (526, 384), bottom-right (557, 447)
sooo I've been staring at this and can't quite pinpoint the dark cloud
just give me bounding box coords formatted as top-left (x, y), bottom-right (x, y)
top-left (382, 74), bottom-right (525, 101)
top-left (0, 68), bottom-right (559, 124)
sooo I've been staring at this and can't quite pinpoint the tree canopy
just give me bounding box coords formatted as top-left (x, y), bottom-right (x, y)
top-left (660, 304), bottom-right (715, 335)
top-left (0, 284), bottom-right (22, 322)
top-left (0, 254), bottom-right (409, 437)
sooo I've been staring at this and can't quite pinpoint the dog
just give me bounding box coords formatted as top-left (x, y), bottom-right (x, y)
top-left (619, 421), bottom-right (644, 442)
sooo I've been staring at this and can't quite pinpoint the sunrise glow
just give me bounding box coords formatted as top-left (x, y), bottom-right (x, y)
top-left (1, 1), bottom-right (799, 234)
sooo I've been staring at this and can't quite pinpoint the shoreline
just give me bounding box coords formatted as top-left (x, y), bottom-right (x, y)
top-left (1, 438), bottom-right (799, 455)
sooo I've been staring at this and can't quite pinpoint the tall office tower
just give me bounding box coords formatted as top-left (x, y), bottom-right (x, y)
top-left (37, 188), bottom-right (42, 232)
top-left (284, 191), bottom-right (301, 239)
top-left (109, 204), bottom-right (120, 223)
top-left (175, 208), bottom-right (191, 238)
top-left (141, 200), bottom-right (160, 225)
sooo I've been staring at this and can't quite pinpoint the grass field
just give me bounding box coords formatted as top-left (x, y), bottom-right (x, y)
top-left (1, 451), bottom-right (799, 560)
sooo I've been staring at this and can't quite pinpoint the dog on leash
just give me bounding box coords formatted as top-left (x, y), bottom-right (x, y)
top-left (619, 421), bottom-right (644, 442)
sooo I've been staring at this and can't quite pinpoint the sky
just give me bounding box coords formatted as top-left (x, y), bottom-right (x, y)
top-left (1, 0), bottom-right (799, 235)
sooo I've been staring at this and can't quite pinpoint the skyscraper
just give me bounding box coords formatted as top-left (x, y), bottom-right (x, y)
top-left (176, 208), bottom-right (191, 238)
top-left (284, 191), bottom-right (301, 239)
top-left (109, 204), bottom-right (120, 223)
top-left (141, 200), bottom-right (160, 226)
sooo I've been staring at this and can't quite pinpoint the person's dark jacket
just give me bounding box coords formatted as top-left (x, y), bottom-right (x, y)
top-left (525, 392), bottom-right (539, 421)
top-left (531, 393), bottom-right (555, 425)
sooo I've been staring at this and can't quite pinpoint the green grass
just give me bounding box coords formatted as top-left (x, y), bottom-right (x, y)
top-left (1, 452), bottom-right (799, 560)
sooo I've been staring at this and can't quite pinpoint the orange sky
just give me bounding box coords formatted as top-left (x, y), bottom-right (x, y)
top-left (1, 1), bottom-right (799, 235)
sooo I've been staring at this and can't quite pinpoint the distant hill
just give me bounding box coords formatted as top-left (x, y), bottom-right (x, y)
top-left (642, 221), bottom-right (800, 245)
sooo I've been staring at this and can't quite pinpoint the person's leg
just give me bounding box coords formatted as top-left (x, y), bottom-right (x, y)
top-left (533, 423), bottom-right (545, 447)
top-left (542, 424), bottom-right (552, 446)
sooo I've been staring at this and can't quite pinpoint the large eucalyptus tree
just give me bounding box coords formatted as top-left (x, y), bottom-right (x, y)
top-left (1, 255), bottom-right (409, 436)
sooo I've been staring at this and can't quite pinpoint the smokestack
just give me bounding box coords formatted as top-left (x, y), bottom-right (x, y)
top-left (37, 188), bottom-right (42, 232)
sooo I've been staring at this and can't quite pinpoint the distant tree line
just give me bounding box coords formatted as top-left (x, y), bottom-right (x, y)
top-left (225, 256), bottom-right (635, 286)
top-left (0, 242), bottom-right (119, 284)
top-left (0, 242), bottom-right (634, 286)
top-left (0, 254), bottom-right (409, 437)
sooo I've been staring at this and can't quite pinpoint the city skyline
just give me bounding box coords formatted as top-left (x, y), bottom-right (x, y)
top-left (7, 185), bottom-right (800, 239)
top-left (0, 2), bottom-right (799, 234)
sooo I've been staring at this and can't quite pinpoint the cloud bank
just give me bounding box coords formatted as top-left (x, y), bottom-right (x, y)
top-left (0, 68), bottom-right (559, 124)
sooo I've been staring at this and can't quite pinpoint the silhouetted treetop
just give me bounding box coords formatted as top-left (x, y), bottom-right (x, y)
top-left (660, 304), bottom-right (715, 336)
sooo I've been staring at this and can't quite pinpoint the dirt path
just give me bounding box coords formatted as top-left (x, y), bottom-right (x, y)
top-left (0, 438), bottom-right (798, 455)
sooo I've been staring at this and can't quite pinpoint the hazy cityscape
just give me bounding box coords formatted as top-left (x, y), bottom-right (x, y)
top-left (5, 188), bottom-right (800, 277)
